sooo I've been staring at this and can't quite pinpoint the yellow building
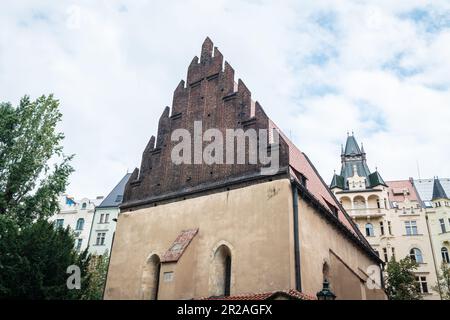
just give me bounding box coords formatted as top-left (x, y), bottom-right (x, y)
top-left (330, 134), bottom-right (439, 299)
top-left (104, 38), bottom-right (386, 300)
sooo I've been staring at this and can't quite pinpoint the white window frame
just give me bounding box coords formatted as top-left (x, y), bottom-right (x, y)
top-left (405, 221), bottom-right (418, 235)
top-left (439, 219), bottom-right (446, 233)
top-left (96, 232), bottom-right (106, 246)
top-left (415, 276), bottom-right (428, 294)
top-left (410, 248), bottom-right (423, 263)
top-left (442, 247), bottom-right (450, 264)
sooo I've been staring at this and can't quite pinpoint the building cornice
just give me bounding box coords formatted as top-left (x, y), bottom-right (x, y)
top-left (120, 167), bottom-right (290, 212)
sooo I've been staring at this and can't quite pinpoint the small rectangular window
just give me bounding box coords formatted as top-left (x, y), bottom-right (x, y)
top-left (405, 221), bottom-right (418, 235)
top-left (96, 232), bottom-right (106, 245)
top-left (383, 248), bottom-right (388, 263)
top-left (439, 219), bottom-right (446, 233)
top-left (100, 214), bottom-right (104, 224)
top-left (105, 214), bottom-right (110, 223)
top-left (415, 276), bottom-right (428, 294)
top-left (380, 222), bottom-right (385, 236)
top-left (76, 239), bottom-right (83, 251)
top-left (163, 272), bottom-right (174, 282)
top-left (55, 219), bottom-right (64, 228)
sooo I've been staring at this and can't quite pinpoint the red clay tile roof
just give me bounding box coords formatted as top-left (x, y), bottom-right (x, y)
top-left (386, 180), bottom-right (421, 203)
top-left (268, 120), bottom-right (360, 239)
top-left (199, 289), bottom-right (316, 300)
top-left (161, 228), bottom-right (198, 263)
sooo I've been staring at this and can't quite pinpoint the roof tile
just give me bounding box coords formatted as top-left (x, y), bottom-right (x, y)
top-left (199, 289), bottom-right (315, 300)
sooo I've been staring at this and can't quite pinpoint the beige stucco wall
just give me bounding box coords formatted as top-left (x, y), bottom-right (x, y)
top-left (297, 194), bottom-right (386, 300)
top-left (105, 179), bottom-right (296, 300)
top-left (426, 203), bottom-right (450, 281)
top-left (105, 178), bottom-right (385, 300)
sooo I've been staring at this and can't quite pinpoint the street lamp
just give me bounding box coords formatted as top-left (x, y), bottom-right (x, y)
top-left (316, 279), bottom-right (336, 300)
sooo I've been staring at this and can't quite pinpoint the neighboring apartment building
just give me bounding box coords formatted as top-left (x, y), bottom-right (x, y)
top-left (49, 195), bottom-right (103, 252)
top-left (384, 179), bottom-right (438, 299)
top-left (88, 173), bottom-right (131, 256)
top-left (330, 134), bottom-right (439, 299)
top-left (105, 38), bottom-right (386, 300)
top-left (414, 178), bottom-right (450, 279)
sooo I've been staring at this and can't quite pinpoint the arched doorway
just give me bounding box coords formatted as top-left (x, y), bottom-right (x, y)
top-left (210, 244), bottom-right (232, 297)
top-left (141, 254), bottom-right (161, 300)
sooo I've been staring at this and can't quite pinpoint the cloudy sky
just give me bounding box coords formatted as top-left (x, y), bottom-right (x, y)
top-left (1, 0), bottom-right (449, 199)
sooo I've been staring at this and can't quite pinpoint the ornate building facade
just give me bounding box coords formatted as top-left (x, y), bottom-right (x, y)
top-left (104, 38), bottom-right (386, 300)
top-left (330, 134), bottom-right (439, 299)
top-left (48, 195), bottom-right (103, 252)
top-left (414, 177), bottom-right (450, 295)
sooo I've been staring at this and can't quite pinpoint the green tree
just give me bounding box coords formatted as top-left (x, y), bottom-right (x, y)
top-left (433, 262), bottom-right (450, 300)
top-left (0, 95), bottom-right (91, 299)
top-left (385, 256), bottom-right (422, 300)
top-left (0, 217), bottom-right (91, 299)
top-left (81, 252), bottom-right (110, 300)
top-left (0, 95), bottom-right (73, 226)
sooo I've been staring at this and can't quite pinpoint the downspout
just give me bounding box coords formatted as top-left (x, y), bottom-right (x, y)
top-left (291, 182), bottom-right (302, 292)
top-left (425, 214), bottom-right (442, 299)
top-left (86, 207), bottom-right (98, 254)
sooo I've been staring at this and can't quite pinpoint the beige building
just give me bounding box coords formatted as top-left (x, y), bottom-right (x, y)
top-left (414, 178), bottom-right (450, 296)
top-left (104, 38), bottom-right (386, 300)
top-left (330, 134), bottom-right (439, 299)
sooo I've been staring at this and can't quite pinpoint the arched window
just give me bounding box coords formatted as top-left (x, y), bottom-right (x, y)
top-left (365, 223), bottom-right (374, 237)
top-left (410, 248), bottom-right (423, 263)
top-left (141, 254), bottom-right (161, 300)
top-left (224, 255), bottom-right (231, 296)
top-left (75, 218), bottom-right (84, 230)
top-left (210, 244), bottom-right (232, 297)
top-left (354, 196), bottom-right (366, 209)
top-left (81, 202), bottom-right (87, 209)
top-left (442, 247), bottom-right (450, 264)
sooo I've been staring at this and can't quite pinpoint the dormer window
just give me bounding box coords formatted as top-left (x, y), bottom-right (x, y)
top-left (81, 202), bottom-right (87, 210)
top-left (324, 199), bottom-right (339, 217)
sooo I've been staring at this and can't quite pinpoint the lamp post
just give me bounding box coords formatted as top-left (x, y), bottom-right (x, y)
top-left (316, 279), bottom-right (336, 300)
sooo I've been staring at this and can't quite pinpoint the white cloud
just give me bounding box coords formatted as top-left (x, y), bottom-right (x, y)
top-left (0, 0), bottom-right (449, 197)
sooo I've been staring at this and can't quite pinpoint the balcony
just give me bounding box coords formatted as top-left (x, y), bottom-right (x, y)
top-left (347, 207), bottom-right (385, 218)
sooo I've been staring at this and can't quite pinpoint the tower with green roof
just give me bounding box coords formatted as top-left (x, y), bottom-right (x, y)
top-left (330, 133), bottom-right (387, 191)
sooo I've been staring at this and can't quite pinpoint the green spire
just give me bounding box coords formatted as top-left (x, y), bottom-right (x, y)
top-left (432, 177), bottom-right (448, 200)
top-left (344, 134), bottom-right (362, 156)
top-left (330, 172), bottom-right (345, 189)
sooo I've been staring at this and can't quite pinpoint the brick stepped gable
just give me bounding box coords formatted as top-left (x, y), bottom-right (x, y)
top-left (121, 38), bottom-right (373, 255)
top-left (122, 37), bottom-right (290, 207)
